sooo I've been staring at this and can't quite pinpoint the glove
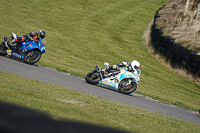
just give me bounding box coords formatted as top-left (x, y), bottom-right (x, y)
top-left (122, 61), bottom-right (127, 65)
top-left (29, 37), bottom-right (39, 43)
top-left (111, 65), bottom-right (119, 71)
top-left (29, 36), bottom-right (34, 41)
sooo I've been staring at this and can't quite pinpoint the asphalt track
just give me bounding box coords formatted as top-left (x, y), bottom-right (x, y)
top-left (0, 56), bottom-right (199, 125)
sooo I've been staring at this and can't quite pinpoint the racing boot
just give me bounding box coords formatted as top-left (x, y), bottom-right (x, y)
top-left (2, 36), bottom-right (10, 50)
top-left (104, 62), bottom-right (111, 70)
top-left (102, 62), bottom-right (112, 78)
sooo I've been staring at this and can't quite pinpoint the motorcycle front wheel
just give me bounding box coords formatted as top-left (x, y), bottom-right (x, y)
top-left (118, 78), bottom-right (137, 94)
top-left (85, 70), bottom-right (101, 85)
top-left (24, 50), bottom-right (42, 64)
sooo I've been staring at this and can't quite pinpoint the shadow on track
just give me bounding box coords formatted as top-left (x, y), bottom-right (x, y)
top-left (0, 101), bottom-right (130, 133)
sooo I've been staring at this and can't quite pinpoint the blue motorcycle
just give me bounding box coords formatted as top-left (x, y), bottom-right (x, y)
top-left (0, 33), bottom-right (46, 64)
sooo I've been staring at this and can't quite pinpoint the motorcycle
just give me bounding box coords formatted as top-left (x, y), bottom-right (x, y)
top-left (85, 64), bottom-right (141, 94)
top-left (0, 33), bottom-right (46, 64)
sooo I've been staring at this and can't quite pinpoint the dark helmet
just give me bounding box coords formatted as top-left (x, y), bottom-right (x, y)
top-left (37, 29), bottom-right (46, 39)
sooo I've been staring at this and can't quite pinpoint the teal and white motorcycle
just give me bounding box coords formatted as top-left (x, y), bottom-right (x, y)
top-left (85, 64), bottom-right (141, 94)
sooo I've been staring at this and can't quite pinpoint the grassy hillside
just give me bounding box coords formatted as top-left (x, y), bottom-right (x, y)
top-left (0, 0), bottom-right (169, 77)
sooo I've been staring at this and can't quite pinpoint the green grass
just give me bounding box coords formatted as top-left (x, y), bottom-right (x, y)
top-left (0, 71), bottom-right (200, 133)
top-left (0, 0), bottom-right (200, 132)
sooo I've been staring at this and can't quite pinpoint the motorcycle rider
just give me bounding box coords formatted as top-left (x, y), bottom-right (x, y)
top-left (9, 29), bottom-right (46, 49)
top-left (103, 60), bottom-right (140, 76)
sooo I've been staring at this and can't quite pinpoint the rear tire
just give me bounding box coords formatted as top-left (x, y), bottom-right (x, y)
top-left (85, 70), bottom-right (101, 85)
top-left (0, 42), bottom-right (7, 56)
top-left (24, 50), bottom-right (41, 64)
top-left (0, 50), bottom-right (7, 56)
top-left (118, 79), bottom-right (137, 94)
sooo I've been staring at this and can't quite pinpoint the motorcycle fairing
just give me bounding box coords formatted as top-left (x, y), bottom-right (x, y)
top-left (22, 40), bottom-right (45, 54)
top-left (99, 80), bottom-right (117, 88)
top-left (99, 77), bottom-right (118, 89)
top-left (120, 69), bottom-right (140, 84)
top-left (7, 50), bottom-right (24, 59)
top-left (7, 50), bottom-right (12, 55)
top-left (99, 71), bottom-right (135, 89)
top-left (119, 71), bottom-right (134, 80)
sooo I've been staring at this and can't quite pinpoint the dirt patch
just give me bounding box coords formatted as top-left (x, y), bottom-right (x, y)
top-left (156, 0), bottom-right (200, 53)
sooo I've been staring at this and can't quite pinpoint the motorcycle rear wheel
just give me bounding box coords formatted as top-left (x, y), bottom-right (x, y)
top-left (24, 50), bottom-right (41, 64)
top-left (0, 50), bottom-right (7, 56)
top-left (85, 70), bottom-right (101, 85)
top-left (118, 79), bottom-right (137, 94)
top-left (0, 43), bottom-right (7, 56)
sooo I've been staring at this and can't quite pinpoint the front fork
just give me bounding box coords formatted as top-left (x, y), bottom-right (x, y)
top-left (123, 78), bottom-right (133, 86)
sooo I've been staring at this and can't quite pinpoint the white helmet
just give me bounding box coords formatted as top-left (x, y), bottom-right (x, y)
top-left (131, 60), bottom-right (140, 71)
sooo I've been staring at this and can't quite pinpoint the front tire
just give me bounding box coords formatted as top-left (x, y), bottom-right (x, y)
top-left (85, 70), bottom-right (101, 85)
top-left (24, 50), bottom-right (42, 64)
top-left (118, 79), bottom-right (137, 94)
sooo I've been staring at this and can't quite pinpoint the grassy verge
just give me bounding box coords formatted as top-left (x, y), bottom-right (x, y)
top-left (0, 71), bottom-right (200, 133)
